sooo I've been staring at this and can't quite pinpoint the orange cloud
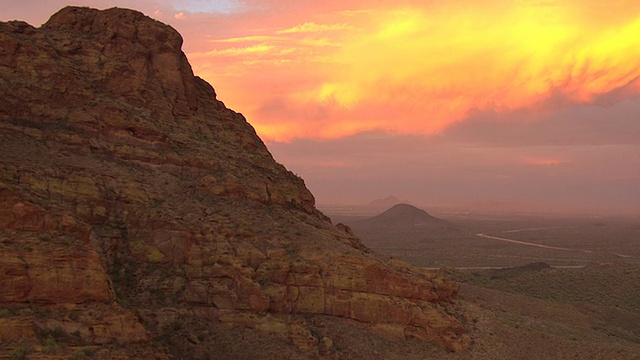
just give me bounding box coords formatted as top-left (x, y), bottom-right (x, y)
top-left (522, 157), bottom-right (569, 166)
top-left (276, 22), bottom-right (354, 34)
top-left (186, 1), bottom-right (640, 142)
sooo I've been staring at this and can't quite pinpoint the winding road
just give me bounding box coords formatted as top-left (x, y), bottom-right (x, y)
top-left (475, 233), bottom-right (595, 254)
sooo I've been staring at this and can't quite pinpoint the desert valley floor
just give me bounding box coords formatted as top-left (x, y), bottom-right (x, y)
top-left (326, 205), bottom-right (640, 359)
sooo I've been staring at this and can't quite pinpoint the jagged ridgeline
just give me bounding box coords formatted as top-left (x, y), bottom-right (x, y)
top-left (0, 7), bottom-right (470, 359)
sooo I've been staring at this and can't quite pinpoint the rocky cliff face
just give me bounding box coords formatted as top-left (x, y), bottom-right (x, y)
top-left (0, 7), bottom-right (470, 359)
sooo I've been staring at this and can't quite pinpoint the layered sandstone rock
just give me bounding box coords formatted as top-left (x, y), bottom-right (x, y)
top-left (0, 6), bottom-right (470, 358)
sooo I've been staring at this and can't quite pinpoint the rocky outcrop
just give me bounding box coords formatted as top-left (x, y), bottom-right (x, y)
top-left (0, 6), bottom-right (470, 358)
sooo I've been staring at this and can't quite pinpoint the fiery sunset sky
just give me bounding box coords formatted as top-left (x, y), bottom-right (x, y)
top-left (3, 0), bottom-right (640, 215)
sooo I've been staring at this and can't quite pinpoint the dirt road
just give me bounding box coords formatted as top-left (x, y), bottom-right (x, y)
top-left (476, 233), bottom-right (594, 254)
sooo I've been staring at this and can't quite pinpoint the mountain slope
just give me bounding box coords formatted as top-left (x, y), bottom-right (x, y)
top-left (360, 204), bottom-right (452, 227)
top-left (0, 7), bottom-right (470, 359)
top-left (346, 204), bottom-right (464, 249)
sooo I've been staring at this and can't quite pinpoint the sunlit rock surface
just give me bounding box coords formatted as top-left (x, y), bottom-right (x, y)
top-left (0, 6), bottom-right (470, 358)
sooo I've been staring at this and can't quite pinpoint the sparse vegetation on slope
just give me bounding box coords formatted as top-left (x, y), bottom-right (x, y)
top-left (0, 7), bottom-right (470, 359)
top-left (334, 206), bottom-right (640, 358)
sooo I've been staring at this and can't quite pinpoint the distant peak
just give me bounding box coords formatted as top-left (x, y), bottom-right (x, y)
top-left (389, 203), bottom-right (421, 210)
top-left (369, 203), bottom-right (441, 225)
top-left (349, 202), bottom-right (454, 230)
top-left (383, 203), bottom-right (431, 217)
top-left (367, 195), bottom-right (410, 208)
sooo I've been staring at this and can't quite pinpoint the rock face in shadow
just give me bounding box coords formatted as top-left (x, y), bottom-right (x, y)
top-left (0, 7), bottom-right (471, 358)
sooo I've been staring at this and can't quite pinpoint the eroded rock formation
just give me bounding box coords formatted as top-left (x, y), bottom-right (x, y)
top-left (0, 7), bottom-right (470, 358)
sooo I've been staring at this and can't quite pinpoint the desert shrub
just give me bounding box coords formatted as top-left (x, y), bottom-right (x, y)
top-left (10, 346), bottom-right (29, 360)
top-left (36, 325), bottom-right (66, 340)
top-left (171, 320), bottom-right (183, 332)
top-left (69, 351), bottom-right (86, 360)
top-left (69, 348), bottom-right (94, 360)
top-left (42, 336), bottom-right (62, 354)
top-left (82, 348), bottom-right (95, 357)
top-left (68, 311), bottom-right (81, 321)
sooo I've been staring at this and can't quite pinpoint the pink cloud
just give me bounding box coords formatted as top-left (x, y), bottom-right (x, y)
top-left (522, 157), bottom-right (569, 166)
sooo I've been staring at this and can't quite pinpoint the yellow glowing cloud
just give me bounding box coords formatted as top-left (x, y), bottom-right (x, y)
top-left (276, 22), bottom-right (354, 34)
top-left (188, 1), bottom-right (640, 141)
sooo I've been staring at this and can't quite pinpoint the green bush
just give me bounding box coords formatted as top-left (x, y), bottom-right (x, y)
top-left (69, 348), bottom-right (94, 360)
top-left (10, 347), bottom-right (29, 360)
top-left (42, 336), bottom-right (62, 354)
top-left (36, 325), bottom-right (66, 340)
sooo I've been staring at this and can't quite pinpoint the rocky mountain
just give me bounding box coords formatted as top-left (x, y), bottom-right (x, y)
top-left (346, 204), bottom-right (464, 250)
top-left (359, 204), bottom-right (450, 227)
top-left (0, 6), bottom-right (470, 359)
top-left (366, 196), bottom-right (410, 210)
